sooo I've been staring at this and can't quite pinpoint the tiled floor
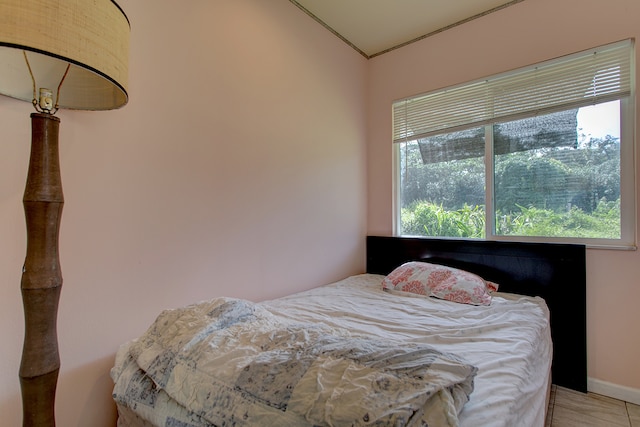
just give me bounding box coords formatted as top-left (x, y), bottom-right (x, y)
top-left (546, 385), bottom-right (640, 426)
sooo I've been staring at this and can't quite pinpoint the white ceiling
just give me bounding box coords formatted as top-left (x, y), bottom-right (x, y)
top-left (290, 0), bottom-right (524, 58)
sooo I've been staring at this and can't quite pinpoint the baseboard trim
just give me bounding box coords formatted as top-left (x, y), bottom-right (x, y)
top-left (588, 377), bottom-right (640, 405)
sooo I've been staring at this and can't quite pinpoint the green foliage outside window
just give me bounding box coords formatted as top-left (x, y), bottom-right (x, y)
top-left (401, 199), bottom-right (620, 239)
top-left (399, 128), bottom-right (622, 240)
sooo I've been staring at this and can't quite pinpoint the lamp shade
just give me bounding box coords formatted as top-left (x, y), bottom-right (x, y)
top-left (0, 0), bottom-right (129, 111)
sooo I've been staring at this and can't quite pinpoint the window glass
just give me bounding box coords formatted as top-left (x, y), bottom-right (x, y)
top-left (399, 127), bottom-right (485, 238)
top-left (397, 100), bottom-right (629, 245)
top-left (494, 102), bottom-right (620, 239)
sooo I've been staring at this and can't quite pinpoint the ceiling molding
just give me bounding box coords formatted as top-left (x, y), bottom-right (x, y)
top-left (289, 0), bottom-right (525, 59)
top-left (289, 0), bottom-right (369, 58)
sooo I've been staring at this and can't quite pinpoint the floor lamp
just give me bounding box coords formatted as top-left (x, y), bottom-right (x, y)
top-left (0, 1), bottom-right (130, 425)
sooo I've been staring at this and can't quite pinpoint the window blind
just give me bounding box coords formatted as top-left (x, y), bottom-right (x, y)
top-left (393, 39), bottom-right (633, 143)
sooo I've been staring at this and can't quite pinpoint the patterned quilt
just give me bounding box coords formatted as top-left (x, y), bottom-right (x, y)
top-left (112, 297), bottom-right (478, 426)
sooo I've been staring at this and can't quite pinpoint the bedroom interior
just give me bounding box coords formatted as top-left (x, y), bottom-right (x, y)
top-left (110, 235), bottom-right (587, 425)
top-left (0, 0), bottom-right (639, 426)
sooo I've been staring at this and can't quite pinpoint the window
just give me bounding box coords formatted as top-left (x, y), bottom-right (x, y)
top-left (394, 40), bottom-right (635, 248)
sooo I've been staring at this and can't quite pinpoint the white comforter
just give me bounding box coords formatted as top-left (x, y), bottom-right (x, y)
top-left (112, 274), bottom-right (552, 427)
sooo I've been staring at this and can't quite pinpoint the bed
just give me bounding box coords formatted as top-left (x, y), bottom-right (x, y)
top-left (111, 236), bottom-right (586, 427)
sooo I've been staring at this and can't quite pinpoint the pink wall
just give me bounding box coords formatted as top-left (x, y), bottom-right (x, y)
top-left (0, 1), bottom-right (367, 425)
top-left (367, 0), bottom-right (640, 399)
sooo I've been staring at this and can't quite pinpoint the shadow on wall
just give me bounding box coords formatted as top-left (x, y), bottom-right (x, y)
top-left (0, 389), bottom-right (21, 425)
top-left (56, 354), bottom-right (119, 426)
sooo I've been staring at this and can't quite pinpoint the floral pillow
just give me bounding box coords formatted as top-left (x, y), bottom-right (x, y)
top-left (486, 281), bottom-right (500, 293)
top-left (382, 261), bottom-right (497, 306)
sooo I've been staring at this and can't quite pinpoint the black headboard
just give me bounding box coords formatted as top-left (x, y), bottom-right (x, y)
top-left (366, 235), bottom-right (587, 392)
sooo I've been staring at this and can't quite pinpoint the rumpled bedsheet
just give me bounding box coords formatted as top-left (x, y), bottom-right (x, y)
top-left (111, 297), bottom-right (477, 426)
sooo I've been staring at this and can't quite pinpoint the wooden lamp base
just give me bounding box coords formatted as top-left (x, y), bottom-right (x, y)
top-left (19, 112), bottom-right (63, 427)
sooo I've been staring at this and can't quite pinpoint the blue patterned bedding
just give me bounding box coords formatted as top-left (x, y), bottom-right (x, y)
top-left (112, 297), bottom-right (478, 426)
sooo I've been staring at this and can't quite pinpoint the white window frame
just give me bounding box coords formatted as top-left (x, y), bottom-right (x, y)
top-left (393, 40), bottom-right (636, 249)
